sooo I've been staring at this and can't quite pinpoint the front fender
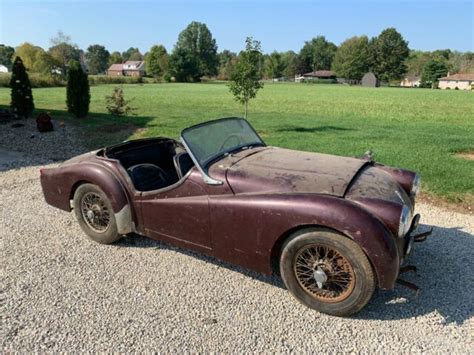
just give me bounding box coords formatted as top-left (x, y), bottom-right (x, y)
top-left (40, 162), bottom-right (133, 234)
top-left (210, 193), bottom-right (399, 289)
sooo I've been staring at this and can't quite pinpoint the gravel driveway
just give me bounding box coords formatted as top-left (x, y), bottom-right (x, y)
top-left (1, 120), bottom-right (473, 352)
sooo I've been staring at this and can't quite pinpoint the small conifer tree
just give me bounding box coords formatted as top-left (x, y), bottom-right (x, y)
top-left (105, 86), bottom-right (135, 116)
top-left (10, 56), bottom-right (34, 118)
top-left (66, 60), bottom-right (90, 118)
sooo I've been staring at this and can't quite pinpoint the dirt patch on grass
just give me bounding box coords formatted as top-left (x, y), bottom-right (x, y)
top-left (454, 151), bottom-right (474, 161)
top-left (419, 192), bottom-right (473, 215)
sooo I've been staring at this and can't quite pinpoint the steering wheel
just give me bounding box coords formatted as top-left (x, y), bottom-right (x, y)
top-left (218, 134), bottom-right (242, 151)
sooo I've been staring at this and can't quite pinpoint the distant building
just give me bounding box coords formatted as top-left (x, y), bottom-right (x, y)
top-left (302, 70), bottom-right (337, 81)
top-left (294, 74), bottom-right (305, 83)
top-left (107, 64), bottom-right (124, 76)
top-left (107, 61), bottom-right (146, 77)
top-left (361, 72), bottom-right (379, 87)
top-left (438, 73), bottom-right (474, 90)
top-left (0, 64), bottom-right (8, 73)
top-left (400, 75), bottom-right (421, 88)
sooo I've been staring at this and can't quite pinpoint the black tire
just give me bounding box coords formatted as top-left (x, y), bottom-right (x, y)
top-left (73, 183), bottom-right (122, 244)
top-left (280, 228), bottom-right (375, 317)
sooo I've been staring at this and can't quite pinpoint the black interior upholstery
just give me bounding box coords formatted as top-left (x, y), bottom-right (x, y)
top-left (106, 139), bottom-right (195, 192)
top-left (173, 152), bottom-right (195, 178)
top-left (127, 164), bottom-right (170, 191)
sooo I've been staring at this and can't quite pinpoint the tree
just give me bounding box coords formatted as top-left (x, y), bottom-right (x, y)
top-left (0, 45), bottom-right (15, 69)
top-left (264, 51), bottom-right (285, 79)
top-left (122, 47), bottom-right (143, 61)
top-left (228, 37), bottom-right (264, 119)
top-left (217, 50), bottom-right (237, 80)
top-left (170, 21), bottom-right (219, 81)
top-left (48, 31), bottom-right (80, 75)
top-left (14, 42), bottom-right (44, 70)
top-left (420, 58), bottom-right (448, 88)
top-left (86, 45), bottom-right (110, 74)
top-left (448, 51), bottom-right (474, 74)
top-left (145, 44), bottom-right (168, 78)
top-left (32, 51), bottom-right (57, 74)
top-left (369, 28), bottom-right (409, 82)
top-left (108, 51), bottom-right (123, 66)
top-left (105, 86), bottom-right (135, 116)
top-left (66, 60), bottom-right (90, 118)
top-left (405, 50), bottom-right (432, 76)
top-left (168, 47), bottom-right (200, 82)
top-left (9, 57), bottom-right (34, 118)
top-left (332, 36), bottom-right (370, 80)
top-left (299, 36), bottom-right (337, 72)
top-left (281, 51), bottom-right (299, 79)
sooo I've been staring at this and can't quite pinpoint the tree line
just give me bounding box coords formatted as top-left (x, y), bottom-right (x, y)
top-left (1, 23), bottom-right (473, 85)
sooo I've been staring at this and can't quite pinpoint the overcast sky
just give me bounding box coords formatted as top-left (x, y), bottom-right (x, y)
top-left (1, 0), bottom-right (473, 53)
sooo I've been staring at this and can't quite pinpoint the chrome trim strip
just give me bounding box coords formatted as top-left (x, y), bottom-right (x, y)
top-left (180, 137), bottom-right (223, 185)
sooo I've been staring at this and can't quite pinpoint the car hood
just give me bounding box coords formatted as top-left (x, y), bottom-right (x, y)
top-left (223, 147), bottom-right (369, 196)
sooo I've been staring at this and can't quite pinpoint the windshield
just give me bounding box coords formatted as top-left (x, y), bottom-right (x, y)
top-left (181, 117), bottom-right (265, 168)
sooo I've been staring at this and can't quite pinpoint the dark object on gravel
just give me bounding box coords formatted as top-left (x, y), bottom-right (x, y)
top-left (0, 108), bottom-right (14, 124)
top-left (40, 117), bottom-right (429, 317)
top-left (11, 123), bottom-right (25, 128)
top-left (36, 112), bottom-right (53, 132)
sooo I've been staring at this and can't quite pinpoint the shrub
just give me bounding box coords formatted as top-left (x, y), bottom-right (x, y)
top-left (29, 73), bottom-right (65, 87)
top-left (88, 75), bottom-right (145, 86)
top-left (66, 60), bottom-right (90, 118)
top-left (105, 86), bottom-right (136, 116)
top-left (304, 78), bottom-right (337, 84)
top-left (0, 73), bottom-right (10, 87)
top-left (10, 57), bottom-right (34, 118)
top-left (1, 73), bottom-right (66, 88)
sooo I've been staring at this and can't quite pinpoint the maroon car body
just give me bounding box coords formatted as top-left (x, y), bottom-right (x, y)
top-left (40, 117), bottom-right (426, 314)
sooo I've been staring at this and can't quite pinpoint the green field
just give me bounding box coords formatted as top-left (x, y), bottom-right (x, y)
top-left (0, 83), bottom-right (473, 203)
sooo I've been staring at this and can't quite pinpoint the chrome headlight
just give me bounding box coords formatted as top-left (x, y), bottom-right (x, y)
top-left (411, 174), bottom-right (421, 197)
top-left (398, 205), bottom-right (412, 237)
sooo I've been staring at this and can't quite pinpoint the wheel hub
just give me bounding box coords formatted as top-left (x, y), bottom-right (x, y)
top-left (313, 266), bottom-right (328, 289)
top-left (80, 192), bottom-right (110, 233)
top-left (294, 244), bottom-right (356, 303)
top-left (86, 210), bottom-right (95, 219)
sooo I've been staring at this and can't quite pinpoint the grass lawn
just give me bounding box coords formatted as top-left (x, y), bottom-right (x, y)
top-left (0, 83), bottom-right (472, 203)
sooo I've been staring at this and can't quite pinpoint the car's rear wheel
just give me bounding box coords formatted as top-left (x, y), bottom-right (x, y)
top-left (280, 228), bottom-right (375, 317)
top-left (73, 183), bottom-right (122, 244)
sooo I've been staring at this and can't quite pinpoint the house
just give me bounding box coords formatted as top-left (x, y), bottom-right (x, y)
top-left (400, 75), bottom-right (421, 87)
top-left (302, 70), bottom-right (337, 81)
top-left (0, 64), bottom-right (8, 73)
top-left (107, 64), bottom-right (124, 76)
top-left (438, 73), bottom-right (474, 90)
top-left (107, 61), bottom-right (146, 77)
top-left (361, 72), bottom-right (379, 87)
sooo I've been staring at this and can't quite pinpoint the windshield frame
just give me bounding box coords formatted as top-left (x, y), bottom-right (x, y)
top-left (180, 117), bottom-right (266, 185)
top-left (181, 117), bottom-right (265, 167)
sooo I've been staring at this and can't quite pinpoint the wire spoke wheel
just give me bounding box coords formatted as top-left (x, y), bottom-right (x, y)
top-left (293, 244), bottom-right (356, 303)
top-left (80, 192), bottom-right (110, 233)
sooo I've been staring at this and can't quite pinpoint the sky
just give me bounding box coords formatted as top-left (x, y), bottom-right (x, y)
top-left (1, 0), bottom-right (473, 54)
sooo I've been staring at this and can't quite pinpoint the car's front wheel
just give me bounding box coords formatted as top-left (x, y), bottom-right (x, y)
top-left (280, 228), bottom-right (375, 317)
top-left (73, 183), bottom-right (122, 244)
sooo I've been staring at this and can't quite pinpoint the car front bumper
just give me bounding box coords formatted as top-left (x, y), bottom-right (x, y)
top-left (396, 213), bottom-right (433, 293)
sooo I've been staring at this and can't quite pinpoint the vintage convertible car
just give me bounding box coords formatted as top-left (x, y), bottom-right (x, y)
top-left (40, 117), bottom-right (430, 316)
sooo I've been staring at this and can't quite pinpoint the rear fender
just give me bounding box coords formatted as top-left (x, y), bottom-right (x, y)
top-left (40, 162), bottom-right (134, 234)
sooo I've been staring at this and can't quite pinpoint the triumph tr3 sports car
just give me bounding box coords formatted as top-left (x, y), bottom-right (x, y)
top-left (40, 117), bottom-right (430, 316)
